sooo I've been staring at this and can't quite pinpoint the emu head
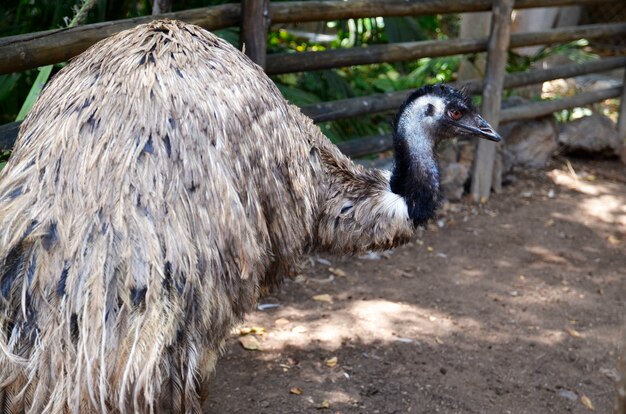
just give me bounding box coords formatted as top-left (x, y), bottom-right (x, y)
top-left (394, 84), bottom-right (501, 147)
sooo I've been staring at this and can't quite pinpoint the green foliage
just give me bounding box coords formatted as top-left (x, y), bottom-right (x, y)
top-left (507, 39), bottom-right (597, 73)
top-left (268, 16), bottom-right (460, 143)
top-left (16, 65), bottom-right (54, 121)
top-left (0, 150), bottom-right (10, 171)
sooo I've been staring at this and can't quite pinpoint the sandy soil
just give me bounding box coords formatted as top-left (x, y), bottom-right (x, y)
top-left (206, 158), bottom-right (626, 414)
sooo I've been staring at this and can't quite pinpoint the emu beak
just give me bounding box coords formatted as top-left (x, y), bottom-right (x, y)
top-left (474, 116), bottom-right (501, 142)
top-left (451, 115), bottom-right (502, 142)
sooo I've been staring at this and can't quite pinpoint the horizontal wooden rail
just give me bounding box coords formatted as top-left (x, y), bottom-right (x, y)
top-left (267, 37), bottom-right (487, 75)
top-left (270, 0), bottom-right (614, 24)
top-left (0, 0), bottom-right (621, 75)
top-left (266, 22), bottom-right (626, 74)
top-left (301, 56), bottom-right (626, 122)
top-left (2, 57), bottom-right (624, 151)
top-left (337, 134), bottom-right (393, 158)
top-left (0, 4), bottom-right (240, 75)
top-left (5, 86), bottom-right (621, 155)
top-left (3, 57), bottom-right (623, 150)
top-left (499, 86), bottom-right (622, 123)
top-left (493, 56), bottom-right (626, 92)
top-left (302, 92), bottom-right (409, 123)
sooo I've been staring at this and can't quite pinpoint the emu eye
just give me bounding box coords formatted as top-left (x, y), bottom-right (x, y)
top-left (448, 109), bottom-right (463, 120)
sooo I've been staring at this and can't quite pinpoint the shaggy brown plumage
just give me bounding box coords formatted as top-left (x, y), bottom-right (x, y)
top-left (0, 20), bottom-right (419, 413)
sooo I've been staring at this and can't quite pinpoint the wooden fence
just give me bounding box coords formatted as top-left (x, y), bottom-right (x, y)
top-left (0, 0), bottom-right (625, 200)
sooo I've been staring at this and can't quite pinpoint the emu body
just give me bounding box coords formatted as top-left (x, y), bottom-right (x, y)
top-left (0, 20), bottom-right (498, 413)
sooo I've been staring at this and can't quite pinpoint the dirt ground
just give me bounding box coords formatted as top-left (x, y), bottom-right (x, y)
top-left (207, 157), bottom-right (626, 414)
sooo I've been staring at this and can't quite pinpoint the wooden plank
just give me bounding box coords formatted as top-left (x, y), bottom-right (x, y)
top-left (301, 91), bottom-right (411, 123)
top-left (301, 57), bottom-right (626, 122)
top-left (2, 58), bottom-right (624, 151)
top-left (266, 38), bottom-right (487, 75)
top-left (500, 86), bottom-right (622, 123)
top-left (501, 56), bottom-right (626, 91)
top-left (268, 0), bottom-right (618, 24)
top-left (241, 0), bottom-right (269, 69)
top-left (337, 134), bottom-right (393, 158)
top-left (4, 85), bottom-right (620, 153)
top-left (268, 0), bottom-right (493, 23)
top-left (0, 4), bottom-right (240, 75)
top-left (1, 0), bottom-right (622, 75)
top-left (509, 22), bottom-right (626, 49)
top-left (266, 22), bottom-right (626, 75)
top-left (471, 0), bottom-right (513, 202)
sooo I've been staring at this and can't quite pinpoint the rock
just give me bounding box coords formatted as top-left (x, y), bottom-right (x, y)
top-left (457, 141), bottom-right (475, 167)
top-left (437, 140), bottom-right (474, 201)
top-left (441, 162), bottom-right (469, 201)
top-left (501, 115), bottom-right (558, 171)
top-left (437, 140), bottom-right (458, 165)
top-left (559, 114), bottom-right (621, 156)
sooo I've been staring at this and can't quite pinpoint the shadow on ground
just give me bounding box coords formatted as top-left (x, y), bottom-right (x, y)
top-left (207, 159), bottom-right (626, 414)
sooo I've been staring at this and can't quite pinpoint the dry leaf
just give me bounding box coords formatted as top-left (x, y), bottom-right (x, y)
top-left (239, 335), bottom-right (262, 351)
top-left (328, 267), bottom-right (347, 277)
top-left (580, 395), bottom-right (594, 410)
top-left (398, 270), bottom-right (414, 278)
top-left (608, 235), bottom-right (620, 245)
top-left (289, 387), bottom-right (303, 395)
top-left (313, 294), bottom-right (332, 303)
top-left (275, 318), bottom-right (290, 326)
top-left (565, 327), bottom-right (582, 338)
top-left (291, 325), bottom-right (308, 333)
top-left (435, 336), bottom-right (444, 345)
top-left (325, 356), bottom-right (338, 368)
top-left (544, 219), bottom-right (555, 227)
top-left (319, 399), bottom-right (330, 409)
top-left (239, 326), bottom-right (265, 335)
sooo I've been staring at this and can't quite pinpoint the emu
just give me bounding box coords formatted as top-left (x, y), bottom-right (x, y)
top-left (0, 19), bottom-right (499, 413)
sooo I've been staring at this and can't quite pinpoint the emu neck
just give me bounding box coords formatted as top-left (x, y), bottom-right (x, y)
top-left (389, 125), bottom-right (441, 227)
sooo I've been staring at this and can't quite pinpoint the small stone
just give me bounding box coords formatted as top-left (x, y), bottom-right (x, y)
top-left (558, 389), bottom-right (577, 401)
top-left (292, 325), bottom-right (308, 333)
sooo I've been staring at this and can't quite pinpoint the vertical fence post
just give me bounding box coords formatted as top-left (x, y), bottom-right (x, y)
top-left (471, 0), bottom-right (514, 203)
top-left (241, 0), bottom-right (270, 69)
top-left (152, 0), bottom-right (172, 15)
top-left (618, 64), bottom-right (626, 164)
